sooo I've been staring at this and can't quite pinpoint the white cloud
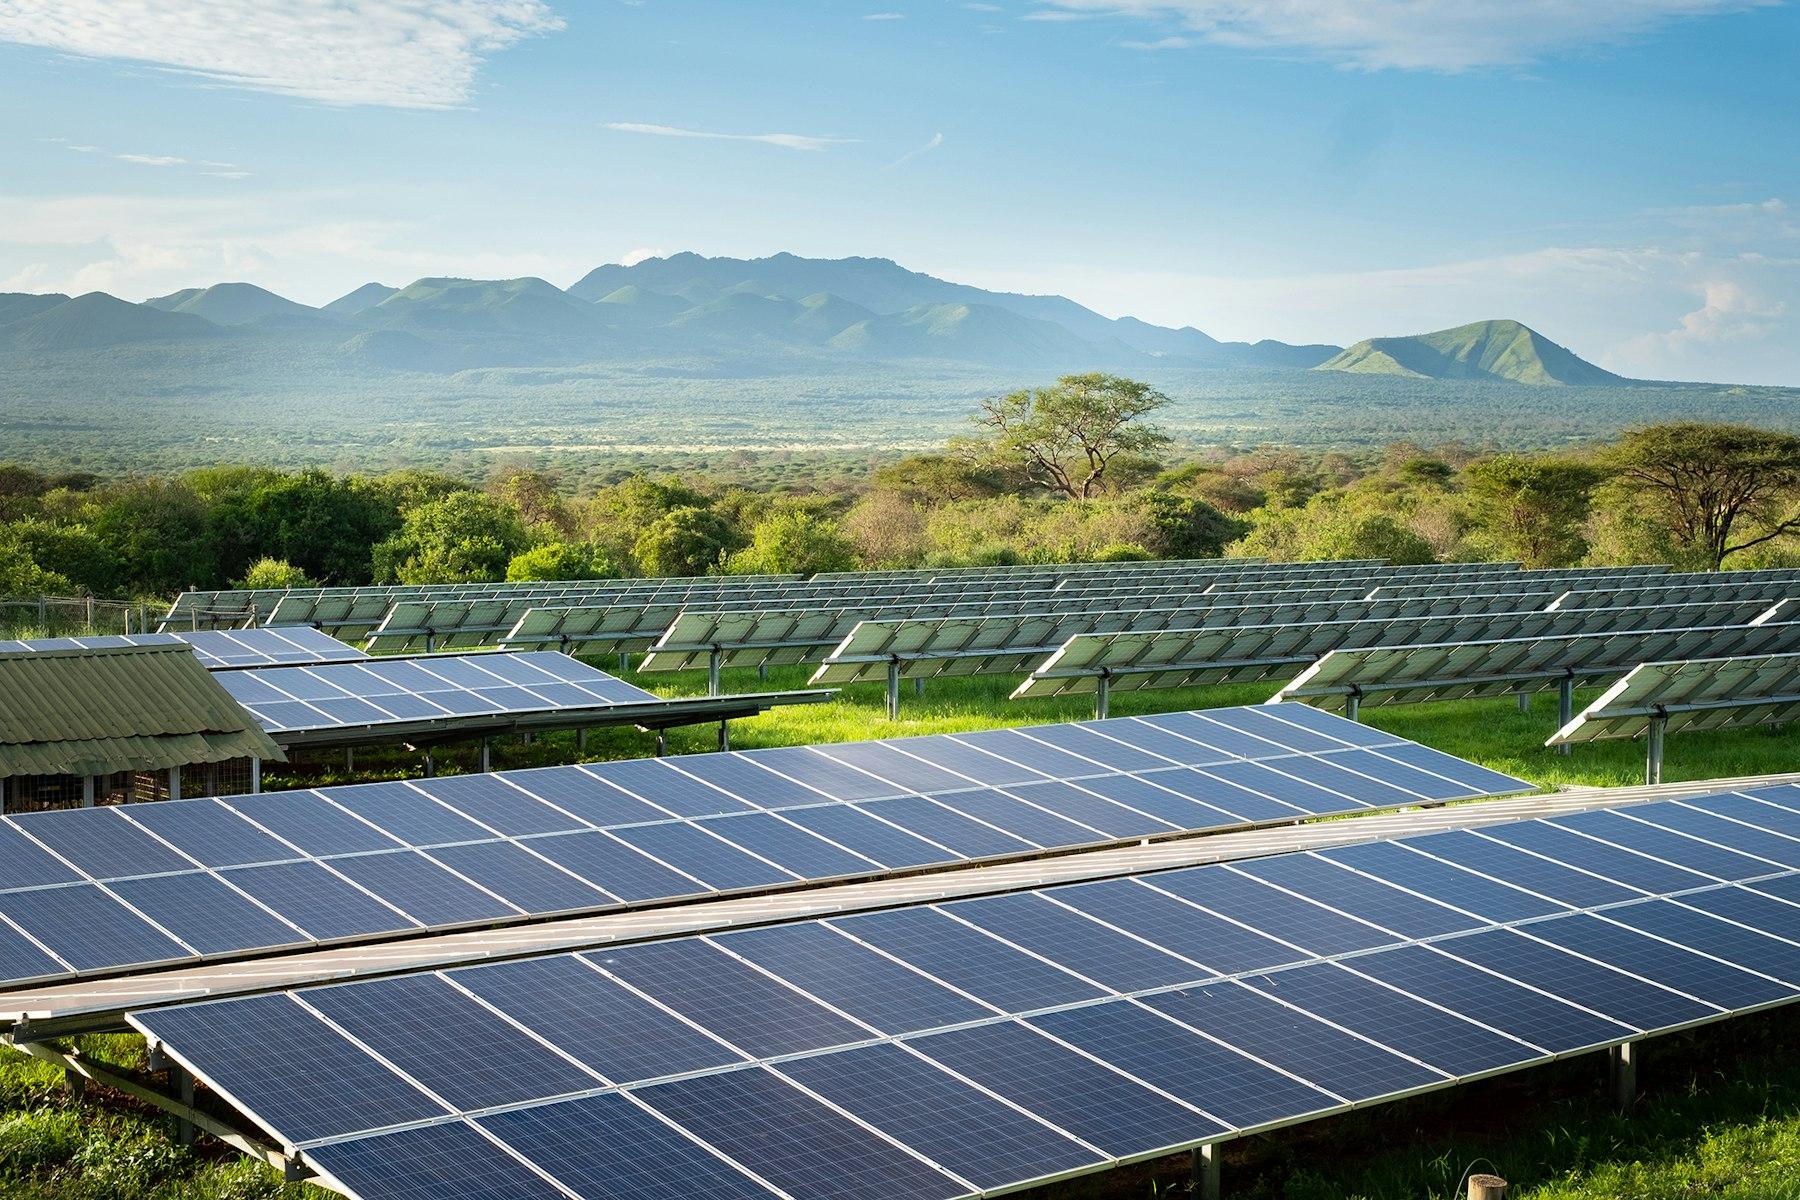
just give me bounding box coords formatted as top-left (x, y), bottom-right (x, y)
top-left (0, 0), bottom-right (562, 108)
top-left (1039, 0), bottom-right (1771, 70)
top-left (620, 247), bottom-right (662, 266)
top-left (887, 132), bottom-right (944, 169)
top-left (604, 122), bottom-right (856, 152)
top-left (864, 11), bottom-right (906, 19)
top-left (115, 153), bottom-right (188, 167)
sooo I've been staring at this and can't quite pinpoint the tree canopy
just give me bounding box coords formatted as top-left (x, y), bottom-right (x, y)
top-left (961, 373), bottom-right (1171, 499)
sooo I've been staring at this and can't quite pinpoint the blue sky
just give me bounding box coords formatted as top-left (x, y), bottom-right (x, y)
top-left (2, 0), bottom-right (1796, 383)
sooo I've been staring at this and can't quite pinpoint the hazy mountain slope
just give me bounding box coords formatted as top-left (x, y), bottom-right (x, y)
top-left (592, 285), bottom-right (692, 324)
top-left (362, 277), bottom-right (605, 337)
top-left (0, 293), bottom-right (72, 325)
top-left (1316, 319), bottom-right (1623, 386)
top-left (146, 282), bottom-right (318, 326)
top-left (828, 301), bottom-right (1106, 363)
top-left (324, 282), bottom-right (399, 316)
top-left (569, 251), bottom-right (1330, 366)
top-left (2, 292), bottom-right (222, 350)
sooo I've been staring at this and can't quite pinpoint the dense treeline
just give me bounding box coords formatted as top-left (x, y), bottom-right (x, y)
top-left (3, 376), bottom-right (1798, 600)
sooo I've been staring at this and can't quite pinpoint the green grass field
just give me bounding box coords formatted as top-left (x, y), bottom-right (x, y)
top-left (8, 668), bottom-right (1800, 1200)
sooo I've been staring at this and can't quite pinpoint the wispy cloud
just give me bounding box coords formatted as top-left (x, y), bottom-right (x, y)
top-left (115, 153), bottom-right (188, 167)
top-left (1039, 0), bottom-right (1773, 71)
top-left (0, 0), bottom-right (562, 108)
top-left (43, 137), bottom-right (250, 178)
top-left (887, 132), bottom-right (944, 169)
top-left (604, 122), bottom-right (857, 152)
top-left (864, 11), bottom-right (906, 19)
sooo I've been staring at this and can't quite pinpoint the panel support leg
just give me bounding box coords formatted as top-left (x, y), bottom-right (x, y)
top-left (577, 728), bottom-right (588, 754)
top-left (1557, 676), bottom-right (1574, 756)
top-left (1345, 692), bottom-right (1361, 723)
top-left (1192, 1143), bottom-right (1220, 1200)
top-left (887, 659), bottom-right (901, 721)
top-left (422, 752), bottom-right (435, 778)
top-left (167, 767), bottom-right (181, 803)
top-left (655, 730), bottom-right (668, 757)
top-left (913, 675), bottom-right (924, 697)
top-left (171, 1062), bottom-right (195, 1146)
top-left (1096, 672), bottom-right (1111, 721)
top-left (1517, 691), bottom-right (1531, 713)
top-left (1611, 1041), bottom-right (1638, 1113)
top-left (250, 757), bottom-right (262, 794)
top-left (344, 747), bottom-right (355, 773)
top-left (704, 647), bottom-right (721, 697)
top-left (619, 652), bottom-right (630, 673)
top-left (63, 1067), bottom-right (86, 1102)
top-left (479, 739), bottom-right (491, 773)
top-left (758, 663), bottom-right (769, 683)
top-left (1646, 717), bottom-right (1666, 785)
top-left (718, 720), bottom-right (730, 752)
top-left (81, 775), bottom-right (95, 809)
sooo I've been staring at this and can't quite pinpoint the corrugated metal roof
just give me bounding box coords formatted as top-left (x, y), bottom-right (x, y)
top-left (0, 644), bottom-right (283, 779)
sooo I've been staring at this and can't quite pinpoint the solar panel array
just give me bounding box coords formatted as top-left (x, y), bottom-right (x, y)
top-left (1273, 619), bottom-right (1800, 710)
top-left (1011, 600), bottom-right (1788, 702)
top-left (211, 652), bottom-right (657, 737)
top-left (131, 784), bottom-right (1800, 1200)
top-left (1551, 652), bottom-right (1800, 745)
top-left (0, 627), bottom-right (366, 671)
top-left (0, 705), bottom-right (1525, 991)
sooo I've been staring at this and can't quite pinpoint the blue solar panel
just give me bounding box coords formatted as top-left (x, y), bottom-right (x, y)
top-left (1431, 926), bottom-right (1717, 1031)
top-left (1149, 867), bottom-right (1394, 956)
top-left (116, 802), bottom-right (297, 869)
top-left (479, 1093), bottom-right (777, 1200)
top-left (611, 823), bottom-right (796, 892)
top-left (819, 742), bottom-right (975, 794)
top-left (1328, 749), bottom-right (1475, 802)
top-left (0, 886), bottom-right (188, 971)
top-left (1054, 877), bottom-right (1298, 976)
top-left (693, 812), bottom-right (879, 879)
top-left (0, 924), bottom-right (66, 985)
top-left (531, 768), bottom-right (672, 826)
top-left (719, 923), bottom-right (990, 1035)
top-left (457, 955), bottom-right (746, 1083)
top-left (930, 787), bottom-right (1102, 849)
top-left (1475, 822), bottom-right (1720, 894)
top-left (329, 852), bottom-right (520, 926)
top-left (1625, 802), bottom-right (1800, 869)
top-left (0, 823), bottom-right (83, 888)
top-left (856, 796), bottom-right (1037, 859)
top-left (741, 746), bottom-right (897, 800)
top-left (1390, 829), bottom-right (1638, 910)
top-left (595, 759), bottom-right (753, 819)
top-left (951, 728), bottom-right (1108, 777)
top-left (1076, 773), bottom-right (1245, 828)
top-left (303, 974), bottom-right (599, 1111)
top-left (425, 841), bottom-right (616, 914)
top-left (315, 782), bottom-right (494, 847)
top-left (912, 1019), bottom-right (1226, 1157)
top-left (105, 873), bottom-right (307, 957)
top-left (408, 775), bottom-right (588, 837)
top-left (308, 1120), bottom-right (571, 1200)
top-left (1522, 912), bottom-right (1792, 1010)
top-left (832, 908), bottom-right (1106, 1012)
top-left (1000, 780), bottom-right (1176, 838)
top-left (1145, 768), bottom-right (1318, 823)
top-left (220, 861), bottom-right (416, 941)
top-left (1241, 963), bottom-right (1536, 1076)
top-left (1602, 900), bottom-right (1800, 991)
top-left (947, 892), bottom-right (1203, 992)
top-left (1060, 720), bottom-right (1226, 768)
top-left (589, 939), bottom-right (867, 1058)
top-left (776, 803), bottom-right (957, 870)
top-left (1321, 839), bottom-right (1573, 923)
top-left (1231, 854), bottom-right (1483, 940)
top-left (636, 1067), bottom-right (965, 1200)
top-left (1143, 982), bottom-right (1442, 1102)
top-left (526, 832), bottom-right (704, 903)
top-left (14, 808), bottom-right (194, 879)
top-left (1551, 810), bottom-right (1783, 881)
top-left (1200, 760), bottom-right (1371, 816)
top-left (1680, 886), bottom-right (1800, 947)
top-left (1028, 999), bottom-right (1337, 1131)
top-left (898, 735), bottom-right (1051, 787)
top-left (135, 994), bottom-right (448, 1143)
top-left (777, 1042), bottom-right (1103, 1188)
top-left (669, 755), bottom-right (828, 809)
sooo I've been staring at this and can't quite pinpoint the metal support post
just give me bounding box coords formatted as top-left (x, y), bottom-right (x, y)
top-left (1557, 676), bottom-right (1574, 756)
top-left (167, 767), bottom-right (181, 802)
top-left (170, 1062), bottom-right (195, 1146)
top-left (1096, 671), bottom-right (1111, 721)
top-left (913, 675), bottom-right (924, 697)
top-left (1646, 716), bottom-right (1666, 785)
top-left (1517, 691), bottom-right (1531, 713)
top-left (718, 720), bottom-right (730, 752)
top-left (1611, 1041), bottom-right (1637, 1112)
top-left (344, 747), bottom-right (355, 773)
top-left (522, 732), bottom-right (533, 746)
top-left (1345, 691), bottom-right (1361, 723)
top-left (424, 631), bottom-right (436, 653)
top-left (64, 1067), bottom-right (86, 1101)
top-left (250, 757), bottom-right (262, 794)
top-left (619, 652), bottom-right (630, 673)
top-left (577, 728), bottom-right (588, 754)
top-left (1191, 1143), bottom-right (1220, 1200)
top-left (886, 659), bottom-right (902, 721)
top-left (655, 729), bottom-right (668, 757)
top-left (422, 752), bottom-right (436, 778)
top-left (479, 740), bottom-right (491, 773)
top-left (758, 663), bottom-right (769, 682)
top-left (81, 775), bottom-right (95, 809)
top-left (708, 647), bottom-right (722, 697)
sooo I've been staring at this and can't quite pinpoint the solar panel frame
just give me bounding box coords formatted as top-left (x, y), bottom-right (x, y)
top-left (1550, 652), bottom-right (1800, 745)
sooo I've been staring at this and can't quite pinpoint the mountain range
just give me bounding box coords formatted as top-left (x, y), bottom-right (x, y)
top-left (0, 252), bottom-right (1633, 386)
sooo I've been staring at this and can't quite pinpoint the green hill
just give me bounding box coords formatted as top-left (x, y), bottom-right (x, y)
top-left (362, 277), bottom-right (604, 337)
top-left (828, 301), bottom-right (1099, 363)
top-left (323, 282), bottom-right (399, 316)
top-left (1, 292), bottom-right (222, 350)
top-left (145, 282), bottom-right (318, 326)
top-left (1315, 319), bottom-right (1625, 386)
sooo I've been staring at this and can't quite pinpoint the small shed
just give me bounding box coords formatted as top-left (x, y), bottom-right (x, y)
top-left (0, 643), bottom-right (284, 813)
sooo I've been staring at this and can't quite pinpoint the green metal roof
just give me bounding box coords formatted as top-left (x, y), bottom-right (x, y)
top-left (0, 644), bottom-right (284, 779)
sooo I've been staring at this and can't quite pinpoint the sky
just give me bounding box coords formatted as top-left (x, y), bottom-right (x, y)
top-left (1, 0), bottom-right (1796, 384)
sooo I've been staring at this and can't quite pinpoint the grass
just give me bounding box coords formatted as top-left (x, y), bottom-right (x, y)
top-left (12, 664), bottom-right (1800, 1199)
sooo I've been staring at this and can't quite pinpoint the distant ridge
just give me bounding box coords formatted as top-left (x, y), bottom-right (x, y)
top-left (1, 292), bottom-right (222, 350)
top-left (1314, 319), bottom-right (1623, 386)
top-left (323, 282), bottom-right (399, 317)
top-left (145, 282), bottom-right (317, 327)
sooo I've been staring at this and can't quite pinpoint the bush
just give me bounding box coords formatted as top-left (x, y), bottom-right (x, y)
top-left (632, 506), bottom-right (744, 577)
top-left (371, 493), bottom-right (531, 584)
top-left (505, 542), bottom-right (623, 582)
top-left (724, 512), bottom-right (856, 576)
top-left (235, 558), bottom-right (317, 590)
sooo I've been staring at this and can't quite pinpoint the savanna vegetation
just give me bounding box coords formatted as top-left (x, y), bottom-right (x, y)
top-left (4, 376), bottom-right (1799, 603)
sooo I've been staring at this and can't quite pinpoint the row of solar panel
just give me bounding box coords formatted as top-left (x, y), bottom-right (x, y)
top-left (0, 627), bottom-right (367, 671)
top-left (212, 652), bottom-right (655, 734)
top-left (133, 785), bottom-right (1800, 1200)
top-left (0, 706), bottom-right (1525, 988)
top-left (1555, 651), bottom-right (1800, 744)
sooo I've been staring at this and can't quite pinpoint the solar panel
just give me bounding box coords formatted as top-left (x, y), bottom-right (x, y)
top-left (129, 785), bottom-right (1800, 1200)
top-left (1013, 600), bottom-right (1790, 708)
top-left (0, 626), bottom-right (365, 670)
top-left (0, 704), bottom-right (1527, 990)
top-left (1551, 652), bottom-right (1800, 745)
top-left (1272, 618), bottom-right (1800, 712)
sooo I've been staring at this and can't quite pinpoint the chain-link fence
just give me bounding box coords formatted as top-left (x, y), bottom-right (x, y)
top-left (0, 595), bottom-right (159, 638)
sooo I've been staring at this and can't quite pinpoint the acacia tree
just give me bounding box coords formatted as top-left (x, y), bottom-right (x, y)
top-left (1464, 453), bottom-right (1603, 568)
top-left (1604, 423), bottom-right (1800, 569)
top-left (962, 374), bottom-right (1171, 499)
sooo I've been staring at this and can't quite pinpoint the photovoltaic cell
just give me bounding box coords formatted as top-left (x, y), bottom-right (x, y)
top-left (833, 907), bottom-right (1106, 1012)
top-left (308, 1121), bottom-right (570, 1200)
